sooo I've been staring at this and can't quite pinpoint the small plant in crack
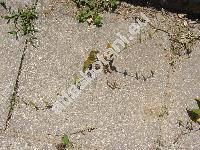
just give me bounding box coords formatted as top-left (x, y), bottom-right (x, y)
top-left (56, 134), bottom-right (73, 150)
top-left (55, 127), bottom-right (96, 149)
top-left (0, 1), bottom-right (38, 131)
top-left (172, 98), bottom-right (200, 145)
top-left (187, 98), bottom-right (200, 124)
top-left (82, 48), bottom-right (155, 90)
top-left (1, 2), bottom-right (38, 46)
top-left (83, 50), bottom-right (99, 73)
top-left (76, 9), bottom-right (103, 27)
top-left (21, 99), bottom-right (39, 110)
top-left (74, 0), bottom-right (119, 26)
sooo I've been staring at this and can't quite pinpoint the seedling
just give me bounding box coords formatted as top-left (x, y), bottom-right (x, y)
top-left (2, 2), bottom-right (38, 46)
top-left (74, 0), bottom-right (119, 26)
top-left (0, 1), bottom-right (38, 131)
top-left (56, 134), bottom-right (73, 150)
top-left (83, 50), bottom-right (99, 73)
top-left (77, 9), bottom-right (103, 27)
top-left (187, 98), bottom-right (200, 124)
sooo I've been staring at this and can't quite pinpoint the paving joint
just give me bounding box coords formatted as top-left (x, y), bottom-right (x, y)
top-left (0, 45), bottom-right (27, 132)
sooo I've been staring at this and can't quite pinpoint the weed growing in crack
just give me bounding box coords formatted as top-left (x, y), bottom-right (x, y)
top-left (74, 0), bottom-right (119, 26)
top-left (187, 98), bottom-right (200, 124)
top-left (76, 9), bottom-right (103, 27)
top-left (1, 2), bottom-right (38, 46)
top-left (171, 99), bottom-right (200, 145)
top-left (83, 50), bottom-right (99, 72)
top-left (0, 1), bottom-right (38, 131)
top-left (55, 127), bottom-right (97, 149)
top-left (56, 134), bottom-right (73, 150)
top-left (82, 47), bottom-right (155, 90)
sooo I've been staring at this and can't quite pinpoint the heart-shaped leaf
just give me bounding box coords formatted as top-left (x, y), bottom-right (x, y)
top-left (62, 134), bottom-right (70, 146)
top-left (187, 109), bottom-right (200, 124)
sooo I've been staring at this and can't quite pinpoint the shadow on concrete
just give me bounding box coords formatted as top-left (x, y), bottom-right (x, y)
top-left (122, 0), bottom-right (200, 19)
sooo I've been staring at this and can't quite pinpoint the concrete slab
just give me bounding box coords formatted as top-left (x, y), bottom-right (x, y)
top-left (160, 42), bottom-right (200, 149)
top-left (1, 0), bottom-right (200, 149)
top-left (0, 131), bottom-right (56, 150)
top-left (6, 10), bottom-right (172, 149)
top-left (0, 17), bottom-right (23, 130)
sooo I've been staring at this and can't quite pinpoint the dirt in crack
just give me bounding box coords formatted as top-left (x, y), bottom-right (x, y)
top-left (0, 1), bottom-right (38, 132)
top-left (1, 46), bottom-right (27, 132)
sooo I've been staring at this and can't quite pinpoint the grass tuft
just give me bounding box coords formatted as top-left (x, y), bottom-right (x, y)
top-left (74, 0), bottom-right (119, 27)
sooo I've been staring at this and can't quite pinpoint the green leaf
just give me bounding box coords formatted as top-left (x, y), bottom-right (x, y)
top-left (191, 109), bottom-right (200, 115)
top-left (93, 13), bottom-right (102, 27)
top-left (187, 109), bottom-right (200, 123)
top-left (3, 15), bottom-right (11, 20)
top-left (83, 50), bottom-right (99, 73)
top-left (8, 31), bottom-right (17, 35)
top-left (76, 9), bottom-right (92, 23)
top-left (8, 31), bottom-right (18, 39)
top-left (88, 50), bottom-right (99, 61)
top-left (62, 134), bottom-right (70, 146)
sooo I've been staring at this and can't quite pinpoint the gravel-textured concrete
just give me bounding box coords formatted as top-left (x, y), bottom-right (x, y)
top-left (161, 42), bottom-right (200, 149)
top-left (0, 0), bottom-right (200, 149)
top-left (0, 10), bottom-right (23, 130)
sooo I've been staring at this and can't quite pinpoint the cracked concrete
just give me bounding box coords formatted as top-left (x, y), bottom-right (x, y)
top-left (0, 0), bottom-right (200, 149)
top-left (0, 18), bottom-right (23, 130)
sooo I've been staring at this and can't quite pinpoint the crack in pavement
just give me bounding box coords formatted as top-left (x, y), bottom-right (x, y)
top-left (154, 48), bottom-right (177, 149)
top-left (0, 45), bottom-right (27, 132)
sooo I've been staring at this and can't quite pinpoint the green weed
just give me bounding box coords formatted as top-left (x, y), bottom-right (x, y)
top-left (187, 98), bottom-right (200, 124)
top-left (0, 1), bottom-right (38, 131)
top-left (82, 50), bottom-right (99, 73)
top-left (74, 0), bottom-right (119, 27)
top-left (1, 2), bottom-right (38, 46)
top-left (56, 134), bottom-right (73, 150)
